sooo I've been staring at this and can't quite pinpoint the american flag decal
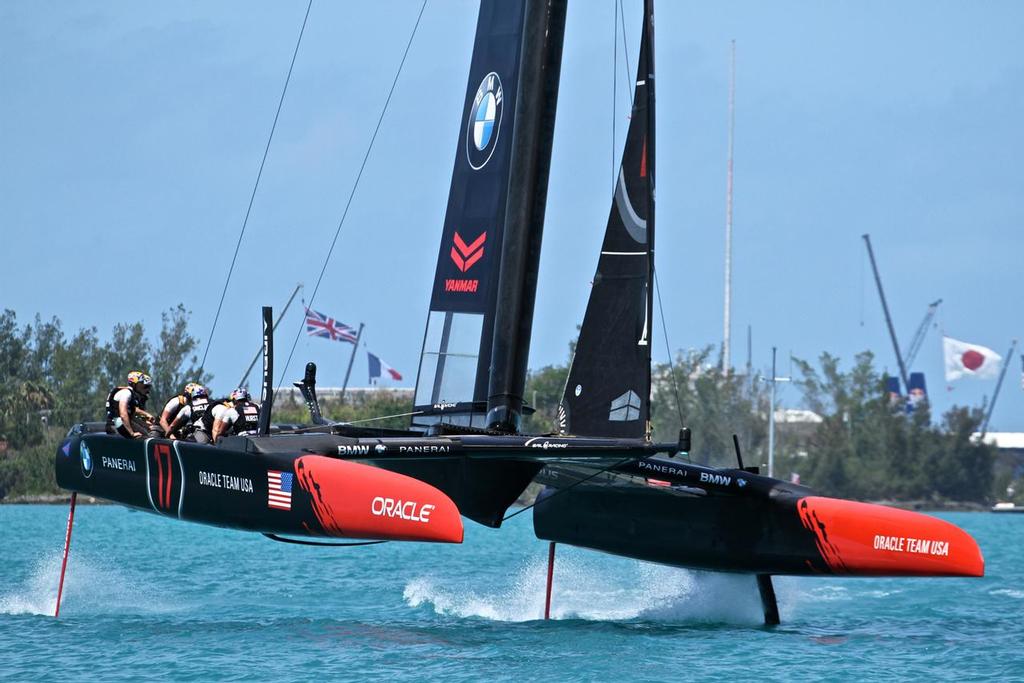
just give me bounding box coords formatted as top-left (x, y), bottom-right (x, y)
top-left (267, 470), bottom-right (293, 511)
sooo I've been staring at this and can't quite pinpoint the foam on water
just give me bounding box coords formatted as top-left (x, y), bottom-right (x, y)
top-left (1, 507), bottom-right (1017, 679)
top-left (404, 550), bottom-right (764, 624)
top-left (0, 548), bottom-right (179, 617)
top-left (0, 553), bottom-right (63, 616)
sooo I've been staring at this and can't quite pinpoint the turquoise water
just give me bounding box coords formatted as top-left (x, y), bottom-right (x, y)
top-left (1, 505), bottom-right (1021, 681)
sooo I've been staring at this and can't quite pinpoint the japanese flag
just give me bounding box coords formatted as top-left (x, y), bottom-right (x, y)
top-left (943, 336), bottom-right (1001, 382)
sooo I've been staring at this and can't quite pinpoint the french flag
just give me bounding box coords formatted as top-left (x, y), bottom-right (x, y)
top-left (368, 352), bottom-right (403, 383)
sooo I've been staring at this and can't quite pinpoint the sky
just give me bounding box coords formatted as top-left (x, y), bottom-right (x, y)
top-left (1, 1), bottom-right (1022, 430)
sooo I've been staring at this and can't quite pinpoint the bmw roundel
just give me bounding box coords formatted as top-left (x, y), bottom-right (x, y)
top-left (80, 440), bottom-right (93, 478)
top-left (466, 72), bottom-right (503, 170)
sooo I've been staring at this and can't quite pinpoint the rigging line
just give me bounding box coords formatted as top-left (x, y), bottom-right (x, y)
top-left (345, 409), bottom-right (424, 425)
top-left (500, 456), bottom-right (637, 523)
top-left (655, 270), bottom-right (685, 432)
top-left (278, 0), bottom-right (428, 388)
top-left (612, 0), bottom-right (618, 194)
top-left (200, 0), bottom-right (314, 372)
top-left (618, 0), bottom-right (633, 107)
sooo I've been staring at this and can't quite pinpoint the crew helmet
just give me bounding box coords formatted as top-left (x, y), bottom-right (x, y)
top-left (183, 382), bottom-right (200, 396)
top-left (127, 371), bottom-right (152, 386)
top-left (229, 388), bottom-right (250, 402)
top-left (189, 385), bottom-right (209, 399)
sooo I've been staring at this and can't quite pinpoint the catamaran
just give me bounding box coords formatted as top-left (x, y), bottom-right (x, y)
top-left (55, 0), bottom-right (983, 623)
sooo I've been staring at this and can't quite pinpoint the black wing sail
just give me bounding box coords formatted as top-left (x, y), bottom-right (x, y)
top-left (413, 0), bottom-right (566, 434)
top-left (559, 1), bottom-right (655, 439)
top-left (411, 1), bottom-right (528, 431)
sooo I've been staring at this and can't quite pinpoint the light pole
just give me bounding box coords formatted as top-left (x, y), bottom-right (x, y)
top-left (761, 347), bottom-right (790, 478)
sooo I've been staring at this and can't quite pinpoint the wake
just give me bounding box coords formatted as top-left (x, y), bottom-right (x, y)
top-left (403, 549), bottom-right (767, 624)
top-left (0, 550), bottom-right (177, 617)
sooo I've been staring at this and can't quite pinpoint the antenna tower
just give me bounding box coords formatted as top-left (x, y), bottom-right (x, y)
top-left (723, 40), bottom-right (736, 373)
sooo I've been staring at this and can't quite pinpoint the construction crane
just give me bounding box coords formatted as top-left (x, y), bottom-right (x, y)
top-left (904, 299), bottom-right (942, 369)
top-left (862, 234), bottom-right (910, 391)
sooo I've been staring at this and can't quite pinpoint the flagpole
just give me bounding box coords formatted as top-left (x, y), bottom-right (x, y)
top-left (981, 338), bottom-right (1017, 438)
top-left (341, 323), bottom-right (364, 402)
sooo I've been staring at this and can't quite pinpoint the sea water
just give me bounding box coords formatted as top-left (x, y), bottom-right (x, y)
top-left (1, 505), bottom-right (1021, 681)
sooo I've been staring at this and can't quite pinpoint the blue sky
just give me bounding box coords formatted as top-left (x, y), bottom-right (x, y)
top-left (1, 1), bottom-right (1022, 429)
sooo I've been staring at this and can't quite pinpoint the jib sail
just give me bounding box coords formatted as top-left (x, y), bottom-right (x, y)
top-left (413, 0), bottom-right (566, 432)
top-left (558, 0), bottom-right (655, 439)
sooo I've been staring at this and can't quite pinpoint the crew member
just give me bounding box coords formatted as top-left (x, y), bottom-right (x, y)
top-left (173, 384), bottom-right (215, 443)
top-left (172, 385), bottom-right (218, 444)
top-left (159, 382), bottom-right (199, 439)
top-left (211, 388), bottom-right (261, 443)
top-left (105, 371), bottom-right (153, 439)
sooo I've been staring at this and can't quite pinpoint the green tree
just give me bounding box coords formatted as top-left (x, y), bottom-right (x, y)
top-left (522, 363), bottom-right (570, 434)
top-left (792, 351), bottom-right (994, 503)
top-left (102, 322), bottom-right (151, 394)
top-left (651, 346), bottom-right (769, 468)
top-left (151, 304), bottom-right (210, 401)
top-left (0, 306), bottom-right (212, 499)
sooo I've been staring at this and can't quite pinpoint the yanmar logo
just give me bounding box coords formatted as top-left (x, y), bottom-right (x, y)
top-left (445, 231), bottom-right (485, 293)
top-left (450, 231), bottom-right (486, 272)
top-left (445, 278), bottom-right (479, 293)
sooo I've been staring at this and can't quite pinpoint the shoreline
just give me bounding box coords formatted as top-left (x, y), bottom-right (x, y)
top-left (0, 493), bottom-right (110, 505)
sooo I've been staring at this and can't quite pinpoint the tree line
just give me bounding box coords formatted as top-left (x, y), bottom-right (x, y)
top-left (0, 308), bottom-right (1007, 504)
top-left (523, 346), bottom-right (1000, 504)
top-left (0, 306), bottom-right (208, 497)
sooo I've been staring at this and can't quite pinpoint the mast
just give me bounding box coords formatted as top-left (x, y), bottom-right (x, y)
top-left (485, 0), bottom-right (568, 432)
top-left (340, 322), bottom-right (365, 401)
top-left (257, 306), bottom-right (274, 436)
top-left (768, 346), bottom-right (776, 478)
top-left (643, 0), bottom-right (656, 434)
top-left (722, 39), bottom-right (735, 374)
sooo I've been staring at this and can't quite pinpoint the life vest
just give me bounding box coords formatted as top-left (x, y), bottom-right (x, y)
top-left (186, 396), bottom-right (213, 433)
top-left (105, 386), bottom-right (140, 426)
top-left (199, 400), bottom-right (230, 433)
top-left (228, 399), bottom-right (261, 436)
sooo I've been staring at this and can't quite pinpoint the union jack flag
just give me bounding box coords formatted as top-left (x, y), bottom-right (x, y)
top-left (305, 307), bottom-right (358, 343)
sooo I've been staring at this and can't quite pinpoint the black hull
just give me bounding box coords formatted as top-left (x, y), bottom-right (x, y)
top-left (57, 434), bottom-right (304, 535)
top-left (55, 432), bottom-right (466, 543)
top-left (55, 430), bottom-right (984, 578)
top-left (533, 476), bottom-right (825, 574)
top-left (532, 461), bottom-right (985, 578)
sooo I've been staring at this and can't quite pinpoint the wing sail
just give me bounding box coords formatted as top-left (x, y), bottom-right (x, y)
top-left (559, 1), bottom-right (655, 439)
top-left (411, 1), bottom-right (528, 430)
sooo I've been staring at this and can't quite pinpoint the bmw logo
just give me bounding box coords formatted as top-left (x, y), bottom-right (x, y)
top-left (80, 441), bottom-right (93, 479)
top-left (466, 72), bottom-right (503, 170)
